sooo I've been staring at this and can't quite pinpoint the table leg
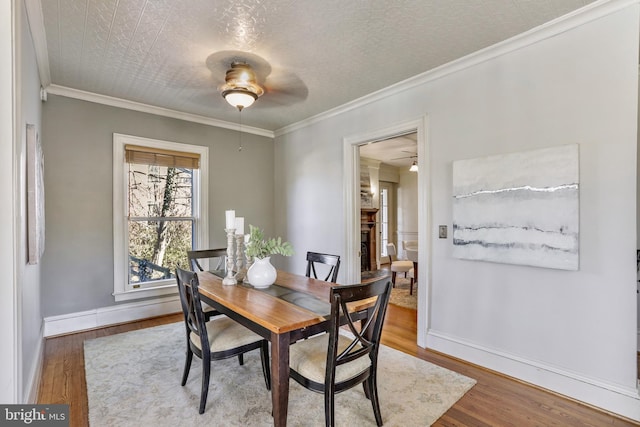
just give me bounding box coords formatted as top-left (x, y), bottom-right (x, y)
top-left (271, 332), bottom-right (290, 427)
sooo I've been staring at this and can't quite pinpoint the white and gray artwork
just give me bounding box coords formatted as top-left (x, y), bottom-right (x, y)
top-left (27, 124), bottom-right (45, 264)
top-left (452, 144), bottom-right (579, 270)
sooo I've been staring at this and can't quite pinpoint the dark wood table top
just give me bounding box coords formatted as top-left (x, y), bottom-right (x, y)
top-left (197, 270), bottom-right (333, 333)
top-left (197, 270), bottom-right (375, 332)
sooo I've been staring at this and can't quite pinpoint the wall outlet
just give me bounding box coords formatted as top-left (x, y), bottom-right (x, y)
top-left (439, 225), bottom-right (447, 239)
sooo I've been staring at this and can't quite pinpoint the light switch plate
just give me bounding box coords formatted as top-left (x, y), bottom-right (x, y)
top-left (439, 225), bottom-right (447, 239)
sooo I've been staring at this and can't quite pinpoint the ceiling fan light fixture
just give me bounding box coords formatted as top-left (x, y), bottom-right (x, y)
top-left (222, 89), bottom-right (257, 110)
top-left (220, 62), bottom-right (264, 111)
top-left (409, 161), bottom-right (418, 172)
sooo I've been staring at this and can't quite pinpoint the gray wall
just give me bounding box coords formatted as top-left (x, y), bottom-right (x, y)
top-left (41, 95), bottom-right (274, 316)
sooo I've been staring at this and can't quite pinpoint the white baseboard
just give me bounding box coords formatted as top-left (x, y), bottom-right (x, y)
top-left (25, 329), bottom-right (44, 403)
top-left (427, 330), bottom-right (640, 422)
top-left (43, 295), bottom-right (181, 337)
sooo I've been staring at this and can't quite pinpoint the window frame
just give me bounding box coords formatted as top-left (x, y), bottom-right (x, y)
top-left (113, 133), bottom-right (208, 302)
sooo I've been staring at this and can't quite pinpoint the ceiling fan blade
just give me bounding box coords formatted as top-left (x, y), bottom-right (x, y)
top-left (259, 73), bottom-right (308, 106)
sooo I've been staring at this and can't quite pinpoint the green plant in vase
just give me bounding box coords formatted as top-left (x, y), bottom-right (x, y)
top-left (245, 225), bottom-right (294, 259)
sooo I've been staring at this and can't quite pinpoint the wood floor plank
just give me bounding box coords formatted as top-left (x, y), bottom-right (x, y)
top-left (37, 307), bottom-right (638, 427)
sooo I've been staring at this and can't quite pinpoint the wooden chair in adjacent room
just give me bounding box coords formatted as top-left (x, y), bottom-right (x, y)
top-left (386, 243), bottom-right (414, 293)
top-left (288, 279), bottom-right (392, 426)
top-left (175, 267), bottom-right (271, 414)
top-left (305, 251), bottom-right (341, 283)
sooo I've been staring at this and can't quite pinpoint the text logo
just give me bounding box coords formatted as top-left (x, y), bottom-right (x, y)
top-left (0, 405), bottom-right (69, 426)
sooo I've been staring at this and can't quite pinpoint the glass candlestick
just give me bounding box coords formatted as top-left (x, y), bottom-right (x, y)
top-left (222, 228), bottom-right (237, 285)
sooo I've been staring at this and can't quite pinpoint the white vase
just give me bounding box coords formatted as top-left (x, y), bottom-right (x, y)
top-left (246, 256), bottom-right (277, 288)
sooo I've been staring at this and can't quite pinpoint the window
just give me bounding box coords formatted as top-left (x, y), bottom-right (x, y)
top-left (113, 134), bottom-right (208, 301)
top-left (380, 187), bottom-right (389, 257)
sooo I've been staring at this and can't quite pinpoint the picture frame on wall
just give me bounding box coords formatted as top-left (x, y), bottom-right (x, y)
top-left (27, 124), bottom-right (45, 264)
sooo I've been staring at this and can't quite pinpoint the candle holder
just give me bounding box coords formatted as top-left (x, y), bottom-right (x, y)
top-left (234, 235), bottom-right (245, 281)
top-left (244, 252), bottom-right (253, 285)
top-left (222, 228), bottom-right (237, 285)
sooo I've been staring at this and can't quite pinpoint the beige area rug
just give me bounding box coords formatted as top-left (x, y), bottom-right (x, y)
top-left (361, 270), bottom-right (417, 310)
top-left (389, 278), bottom-right (417, 310)
top-left (84, 322), bottom-right (475, 426)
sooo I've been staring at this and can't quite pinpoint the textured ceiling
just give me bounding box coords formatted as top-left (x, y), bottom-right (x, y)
top-left (37, 0), bottom-right (595, 132)
top-left (360, 133), bottom-right (418, 169)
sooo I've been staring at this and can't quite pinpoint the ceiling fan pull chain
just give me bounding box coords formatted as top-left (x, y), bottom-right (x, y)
top-left (238, 109), bottom-right (243, 152)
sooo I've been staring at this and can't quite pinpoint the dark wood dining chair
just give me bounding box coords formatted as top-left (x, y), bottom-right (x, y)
top-left (288, 278), bottom-right (392, 426)
top-left (175, 268), bottom-right (271, 414)
top-left (187, 248), bottom-right (227, 272)
top-left (187, 248), bottom-right (227, 319)
top-left (305, 251), bottom-right (341, 283)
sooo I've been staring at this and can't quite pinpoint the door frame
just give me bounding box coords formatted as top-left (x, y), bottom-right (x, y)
top-left (343, 116), bottom-right (430, 347)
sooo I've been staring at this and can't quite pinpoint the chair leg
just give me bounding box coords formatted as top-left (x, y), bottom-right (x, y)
top-left (238, 354), bottom-right (244, 365)
top-left (363, 380), bottom-right (371, 400)
top-left (391, 272), bottom-right (397, 287)
top-left (367, 372), bottom-right (383, 426)
top-left (409, 278), bottom-right (414, 295)
top-left (199, 355), bottom-right (210, 414)
top-left (181, 345), bottom-right (193, 386)
top-left (259, 340), bottom-right (271, 390)
top-left (324, 384), bottom-right (335, 427)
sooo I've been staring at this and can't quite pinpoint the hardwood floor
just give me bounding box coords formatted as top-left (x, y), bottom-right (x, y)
top-left (38, 306), bottom-right (638, 427)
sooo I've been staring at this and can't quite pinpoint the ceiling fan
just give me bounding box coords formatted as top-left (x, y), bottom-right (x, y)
top-left (390, 151), bottom-right (418, 172)
top-left (205, 50), bottom-right (309, 110)
top-left (390, 150), bottom-right (417, 161)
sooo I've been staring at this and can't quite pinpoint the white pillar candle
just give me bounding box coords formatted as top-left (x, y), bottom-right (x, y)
top-left (234, 217), bottom-right (244, 235)
top-left (225, 210), bottom-right (235, 230)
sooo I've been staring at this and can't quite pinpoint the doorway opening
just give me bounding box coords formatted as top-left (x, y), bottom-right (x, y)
top-left (359, 133), bottom-right (417, 272)
top-left (342, 117), bottom-right (429, 347)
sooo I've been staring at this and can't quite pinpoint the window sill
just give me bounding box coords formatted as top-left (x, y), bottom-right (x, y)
top-left (113, 283), bottom-right (178, 302)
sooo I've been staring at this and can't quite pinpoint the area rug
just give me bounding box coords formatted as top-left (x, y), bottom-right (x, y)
top-left (84, 322), bottom-right (475, 426)
top-left (361, 270), bottom-right (417, 310)
top-left (389, 278), bottom-right (417, 310)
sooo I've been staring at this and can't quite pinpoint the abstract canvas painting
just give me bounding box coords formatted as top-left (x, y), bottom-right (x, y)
top-left (27, 124), bottom-right (45, 264)
top-left (452, 144), bottom-right (579, 270)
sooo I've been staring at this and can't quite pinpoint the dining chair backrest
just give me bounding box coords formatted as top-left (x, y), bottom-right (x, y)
top-left (187, 248), bottom-right (227, 272)
top-left (402, 240), bottom-right (418, 250)
top-left (327, 279), bottom-right (391, 380)
top-left (175, 268), bottom-right (210, 354)
top-left (386, 243), bottom-right (399, 262)
top-left (305, 251), bottom-right (341, 283)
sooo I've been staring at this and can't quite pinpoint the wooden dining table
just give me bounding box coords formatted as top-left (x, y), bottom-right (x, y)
top-left (196, 269), bottom-right (373, 427)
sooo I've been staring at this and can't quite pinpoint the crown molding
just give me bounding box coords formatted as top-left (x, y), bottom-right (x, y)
top-left (24, 0), bottom-right (51, 87)
top-left (26, 0), bottom-right (635, 139)
top-left (274, 0), bottom-right (638, 137)
top-left (45, 85), bottom-right (275, 138)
